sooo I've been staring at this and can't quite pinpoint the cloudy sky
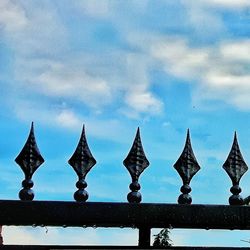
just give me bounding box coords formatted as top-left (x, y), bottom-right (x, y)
top-left (0, 0), bottom-right (250, 247)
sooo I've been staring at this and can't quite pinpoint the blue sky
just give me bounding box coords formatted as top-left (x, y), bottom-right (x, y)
top-left (0, 0), bottom-right (250, 247)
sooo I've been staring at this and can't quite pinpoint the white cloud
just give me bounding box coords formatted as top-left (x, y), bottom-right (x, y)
top-left (12, 100), bottom-right (131, 142)
top-left (1, 0), bottom-right (249, 121)
top-left (12, 49), bottom-right (163, 118)
top-left (0, 0), bottom-right (163, 119)
top-left (185, 3), bottom-right (226, 38)
top-left (75, 0), bottom-right (150, 19)
top-left (0, 0), bottom-right (27, 32)
top-left (182, 0), bottom-right (250, 11)
top-left (151, 37), bottom-right (210, 79)
top-left (125, 91), bottom-right (163, 114)
top-left (220, 41), bottom-right (250, 62)
top-left (17, 59), bottom-right (112, 109)
top-left (3, 226), bottom-right (137, 245)
top-left (149, 37), bottom-right (250, 110)
top-left (0, 1), bottom-right (67, 56)
top-left (76, 0), bottom-right (112, 18)
top-left (55, 109), bottom-right (82, 129)
top-left (118, 52), bottom-right (163, 117)
top-left (202, 0), bottom-right (250, 9)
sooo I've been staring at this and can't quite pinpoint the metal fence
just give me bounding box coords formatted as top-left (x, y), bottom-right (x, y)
top-left (0, 123), bottom-right (250, 249)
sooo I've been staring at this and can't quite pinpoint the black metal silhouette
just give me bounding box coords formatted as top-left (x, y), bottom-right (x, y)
top-left (174, 129), bottom-right (200, 204)
top-left (15, 122), bottom-right (44, 200)
top-left (223, 132), bottom-right (248, 205)
top-left (68, 125), bottom-right (96, 202)
top-left (123, 128), bottom-right (149, 203)
top-left (8, 124), bottom-right (250, 248)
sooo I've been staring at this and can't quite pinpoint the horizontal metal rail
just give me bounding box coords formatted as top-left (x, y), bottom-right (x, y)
top-left (0, 246), bottom-right (249, 250)
top-left (0, 200), bottom-right (250, 230)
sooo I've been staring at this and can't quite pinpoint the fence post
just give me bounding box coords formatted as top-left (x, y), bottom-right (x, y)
top-left (138, 227), bottom-right (151, 247)
top-left (0, 225), bottom-right (3, 245)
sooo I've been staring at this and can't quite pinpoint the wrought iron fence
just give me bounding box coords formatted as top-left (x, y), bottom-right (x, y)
top-left (0, 123), bottom-right (250, 249)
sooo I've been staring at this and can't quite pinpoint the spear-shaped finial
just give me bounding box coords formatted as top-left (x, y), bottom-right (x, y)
top-left (223, 132), bottom-right (248, 205)
top-left (123, 128), bottom-right (149, 203)
top-left (174, 129), bottom-right (200, 204)
top-left (15, 122), bottom-right (44, 200)
top-left (68, 125), bottom-right (96, 202)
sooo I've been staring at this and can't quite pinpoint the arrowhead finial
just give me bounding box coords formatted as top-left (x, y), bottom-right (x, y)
top-left (15, 122), bottom-right (44, 200)
top-left (223, 132), bottom-right (248, 205)
top-left (68, 125), bottom-right (96, 202)
top-left (123, 128), bottom-right (149, 203)
top-left (174, 129), bottom-right (200, 204)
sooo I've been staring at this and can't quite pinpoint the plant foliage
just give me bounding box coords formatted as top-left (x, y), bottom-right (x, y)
top-left (153, 228), bottom-right (172, 248)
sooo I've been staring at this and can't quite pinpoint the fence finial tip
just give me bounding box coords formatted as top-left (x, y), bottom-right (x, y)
top-left (81, 124), bottom-right (86, 135)
top-left (234, 131), bottom-right (237, 139)
top-left (135, 127), bottom-right (140, 138)
top-left (186, 128), bottom-right (191, 144)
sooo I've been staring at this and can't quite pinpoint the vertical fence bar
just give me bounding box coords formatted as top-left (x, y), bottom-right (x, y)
top-left (138, 227), bottom-right (151, 247)
top-left (0, 226), bottom-right (3, 245)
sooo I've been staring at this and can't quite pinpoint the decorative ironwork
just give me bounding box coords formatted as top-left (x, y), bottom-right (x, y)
top-left (174, 129), bottom-right (200, 204)
top-left (68, 125), bottom-right (96, 202)
top-left (15, 122), bottom-right (44, 201)
top-left (123, 128), bottom-right (149, 203)
top-left (223, 132), bottom-right (248, 205)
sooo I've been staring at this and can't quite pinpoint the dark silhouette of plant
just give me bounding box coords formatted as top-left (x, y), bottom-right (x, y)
top-left (153, 228), bottom-right (172, 248)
